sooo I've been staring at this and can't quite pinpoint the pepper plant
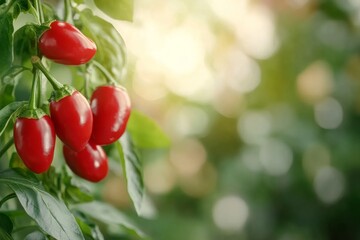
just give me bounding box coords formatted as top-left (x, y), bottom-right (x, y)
top-left (0, 0), bottom-right (169, 239)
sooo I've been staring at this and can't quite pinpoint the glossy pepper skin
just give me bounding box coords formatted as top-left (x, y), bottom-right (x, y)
top-left (39, 20), bottom-right (96, 65)
top-left (50, 91), bottom-right (93, 152)
top-left (63, 142), bottom-right (109, 182)
top-left (14, 116), bottom-right (55, 174)
top-left (90, 85), bottom-right (131, 145)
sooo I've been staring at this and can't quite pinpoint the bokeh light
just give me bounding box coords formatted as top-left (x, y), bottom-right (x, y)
top-left (212, 195), bottom-right (249, 233)
top-left (314, 166), bottom-right (346, 204)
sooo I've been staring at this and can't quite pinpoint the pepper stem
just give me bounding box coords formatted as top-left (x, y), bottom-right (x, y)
top-left (31, 56), bottom-right (63, 91)
top-left (64, 0), bottom-right (73, 24)
top-left (29, 68), bottom-right (40, 110)
top-left (34, 0), bottom-right (45, 24)
top-left (92, 61), bottom-right (118, 85)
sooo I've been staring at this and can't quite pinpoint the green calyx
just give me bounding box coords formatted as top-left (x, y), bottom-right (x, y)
top-left (18, 108), bottom-right (46, 119)
top-left (49, 84), bottom-right (76, 102)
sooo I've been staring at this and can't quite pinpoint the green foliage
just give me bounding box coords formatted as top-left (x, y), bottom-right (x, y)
top-left (116, 134), bottom-right (144, 215)
top-left (0, 101), bottom-right (27, 137)
top-left (94, 0), bottom-right (133, 21)
top-left (76, 216), bottom-right (104, 240)
top-left (13, 24), bottom-right (48, 64)
top-left (0, 213), bottom-right (13, 234)
top-left (0, 228), bottom-right (13, 240)
top-left (0, 169), bottom-right (84, 240)
top-left (0, 13), bottom-right (13, 77)
top-left (128, 110), bottom-right (170, 149)
top-left (74, 201), bottom-right (145, 238)
top-left (79, 9), bottom-right (126, 83)
top-left (24, 231), bottom-right (48, 240)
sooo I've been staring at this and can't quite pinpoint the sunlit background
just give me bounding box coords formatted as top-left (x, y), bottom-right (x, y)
top-left (99, 0), bottom-right (360, 239)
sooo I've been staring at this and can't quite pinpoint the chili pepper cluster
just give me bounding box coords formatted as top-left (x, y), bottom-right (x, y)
top-left (13, 21), bottom-right (131, 182)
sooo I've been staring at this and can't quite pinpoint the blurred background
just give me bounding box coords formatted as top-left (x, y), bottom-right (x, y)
top-left (98, 0), bottom-right (360, 239)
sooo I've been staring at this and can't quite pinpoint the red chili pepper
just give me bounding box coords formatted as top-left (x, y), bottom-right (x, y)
top-left (63, 142), bottom-right (109, 182)
top-left (90, 85), bottom-right (131, 145)
top-left (39, 20), bottom-right (96, 65)
top-left (14, 114), bottom-right (55, 174)
top-left (50, 89), bottom-right (93, 152)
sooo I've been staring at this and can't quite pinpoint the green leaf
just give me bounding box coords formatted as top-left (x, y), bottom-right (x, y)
top-left (76, 217), bottom-right (104, 240)
top-left (94, 0), bottom-right (133, 21)
top-left (0, 169), bottom-right (85, 240)
top-left (79, 9), bottom-right (126, 84)
top-left (74, 201), bottom-right (145, 239)
top-left (9, 152), bottom-right (27, 169)
top-left (73, 0), bottom-right (84, 4)
top-left (24, 231), bottom-right (48, 240)
top-left (13, 0), bottom-right (34, 19)
top-left (13, 24), bottom-right (48, 64)
top-left (127, 110), bottom-right (170, 149)
top-left (0, 213), bottom-right (13, 234)
top-left (0, 66), bottom-right (28, 108)
top-left (0, 101), bottom-right (27, 137)
top-left (115, 134), bottom-right (144, 215)
top-left (0, 228), bottom-right (13, 240)
top-left (41, 167), bottom-right (93, 205)
top-left (0, 13), bottom-right (13, 77)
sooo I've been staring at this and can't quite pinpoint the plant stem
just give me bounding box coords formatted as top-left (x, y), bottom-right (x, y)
top-left (64, 0), bottom-right (73, 24)
top-left (34, 0), bottom-right (45, 24)
top-left (92, 61), bottom-right (118, 85)
top-left (0, 193), bottom-right (16, 208)
top-left (29, 68), bottom-right (39, 110)
top-left (83, 65), bottom-right (90, 98)
top-left (37, 73), bottom-right (43, 107)
top-left (32, 56), bottom-right (63, 91)
top-left (0, 138), bottom-right (14, 158)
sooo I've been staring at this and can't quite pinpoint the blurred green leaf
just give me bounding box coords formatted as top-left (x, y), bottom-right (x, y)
top-left (76, 216), bottom-right (104, 240)
top-left (0, 169), bottom-right (85, 240)
top-left (13, 24), bottom-right (48, 64)
top-left (24, 231), bottom-right (48, 240)
top-left (9, 152), bottom-right (27, 170)
top-left (41, 167), bottom-right (93, 205)
top-left (116, 133), bottom-right (144, 215)
top-left (79, 9), bottom-right (126, 84)
top-left (73, 0), bottom-right (84, 4)
top-left (0, 228), bottom-right (13, 240)
top-left (0, 66), bottom-right (28, 108)
top-left (94, 0), bottom-right (133, 21)
top-left (127, 110), bottom-right (170, 149)
top-left (0, 101), bottom-right (27, 137)
top-left (0, 213), bottom-right (13, 234)
top-left (0, 13), bottom-right (13, 77)
top-left (74, 201), bottom-right (145, 239)
top-left (13, 0), bottom-right (35, 19)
